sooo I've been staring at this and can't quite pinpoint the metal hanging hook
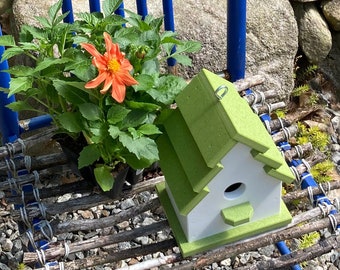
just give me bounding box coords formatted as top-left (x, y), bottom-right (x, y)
top-left (214, 85), bottom-right (228, 100)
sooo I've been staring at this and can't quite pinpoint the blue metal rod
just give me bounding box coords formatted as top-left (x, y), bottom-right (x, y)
top-left (89, 0), bottom-right (101, 13)
top-left (115, 2), bottom-right (125, 17)
top-left (62, 0), bottom-right (75, 23)
top-left (227, 0), bottom-right (246, 82)
top-left (276, 241), bottom-right (302, 270)
top-left (162, 0), bottom-right (176, 67)
top-left (19, 115), bottom-right (53, 133)
top-left (0, 26), bottom-right (19, 143)
top-left (136, 0), bottom-right (148, 19)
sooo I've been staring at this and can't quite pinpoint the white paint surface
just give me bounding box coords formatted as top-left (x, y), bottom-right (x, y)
top-left (166, 143), bottom-right (282, 242)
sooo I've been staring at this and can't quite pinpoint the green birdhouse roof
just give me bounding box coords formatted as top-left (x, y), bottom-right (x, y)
top-left (157, 69), bottom-right (295, 216)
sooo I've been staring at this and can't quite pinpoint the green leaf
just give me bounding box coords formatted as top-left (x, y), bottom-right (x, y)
top-left (94, 165), bottom-right (115, 192)
top-left (34, 16), bottom-right (51, 28)
top-left (8, 77), bottom-right (33, 96)
top-left (79, 103), bottom-right (103, 121)
top-left (102, 0), bottom-right (123, 17)
top-left (108, 125), bottom-right (121, 139)
top-left (138, 124), bottom-right (162, 136)
top-left (1, 47), bottom-right (25, 61)
top-left (78, 144), bottom-right (101, 168)
top-left (121, 109), bottom-right (154, 129)
top-left (140, 59), bottom-right (159, 75)
top-left (147, 75), bottom-right (187, 105)
top-left (6, 100), bottom-right (36, 112)
top-left (34, 58), bottom-right (71, 73)
top-left (21, 25), bottom-right (48, 40)
top-left (57, 111), bottom-right (84, 133)
top-left (171, 54), bottom-right (192, 66)
top-left (18, 42), bottom-right (40, 51)
top-left (107, 104), bottom-right (130, 125)
top-left (48, 0), bottom-right (63, 26)
top-left (8, 65), bottom-right (35, 77)
top-left (53, 80), bottom-right (90, 105)
top-left (76, 12), bottom-right (103, 26)
top-left (125, 100), bottom-right (161, 112)
top-left (132, 74), bottom-right (155, 91)
top-left (176, 41), bottom-right (201, 54)
top-left (119, 133), bottom-right (159, 162)
top-left (0, 35), bottom-right (16, 46)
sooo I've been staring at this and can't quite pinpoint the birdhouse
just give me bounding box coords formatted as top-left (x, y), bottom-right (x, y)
top-left (156, 69), bottom-right (295, 257)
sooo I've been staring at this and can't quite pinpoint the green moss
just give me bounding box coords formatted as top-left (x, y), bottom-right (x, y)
top-left (310, 160), bottom-right (334, 183)
top-left (291, 84), bottom-right (310, 97)
top-left (298, 231), bottom-right (320, 249)
top-left (273, 109), bottom-right (287, 119)
top-left (296, 122), bottom-right (329, 152)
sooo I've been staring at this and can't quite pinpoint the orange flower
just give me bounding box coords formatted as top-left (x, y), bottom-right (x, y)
top-left (80, 32), bottom-right (138, 103)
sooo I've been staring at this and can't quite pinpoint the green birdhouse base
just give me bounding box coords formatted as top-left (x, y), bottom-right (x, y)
top-left (157, 182), bottom-right (292, 257)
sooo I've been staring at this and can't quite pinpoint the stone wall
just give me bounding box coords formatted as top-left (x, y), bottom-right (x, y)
top-left (1, 0), bottom-right (340, 100)
top-left (291, 0), bottom-right (340, 91)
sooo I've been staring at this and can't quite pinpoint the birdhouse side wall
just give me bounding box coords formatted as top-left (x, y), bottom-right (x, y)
top-left (170, 143), bottom-right (283, 242)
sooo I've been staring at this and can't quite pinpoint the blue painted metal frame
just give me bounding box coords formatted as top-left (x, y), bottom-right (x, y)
top-left (0, 25), bottom-right (19, 143)
top-left (227, 0), bottom-right (246, 82)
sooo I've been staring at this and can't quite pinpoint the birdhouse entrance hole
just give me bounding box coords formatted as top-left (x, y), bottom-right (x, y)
top-left (224, 182), bottom-right (245, 200)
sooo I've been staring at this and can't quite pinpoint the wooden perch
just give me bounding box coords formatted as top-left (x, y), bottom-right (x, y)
top-left (0, 152), bottom-right (68, 175)
top-left (291, 150), bottom-right (327, 177)
top-left (271, 125), bottom-right (298, 144)
top-left (236, 234), bottom-right (340, 270)
top-left (33, 239), bottom-right (178, 270)
top-left (283, 180), bottom-right (340, 204)
top-left (0, 164), bottom-right (74, 191)
top-left (283, 142), bottom-right (313, 162)
top-left (267, 118), bottom-right (292, 133)
top-left (252, 102), bottom-right (286, 115)
top-left (7, 179), bottom-right (92, 204)
top-left (11, 176), bottom-right (165, 221)
top-left (233, 75), bottom-right (265, 92)
top-left (33, 198), bottom-right (161, 240)
top-left (170, 213), bottom-right (340, 270)
top-left (0, 128), bottom-right (57, 158)
top-left (23, 220), bottom-right (169, 264)
top-left (243, 90), bottom-right (279, 106)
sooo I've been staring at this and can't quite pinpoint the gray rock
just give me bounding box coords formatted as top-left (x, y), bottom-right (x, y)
top-left (319, 32), bottom-right (340, 92)
top-left (239, 252), bottom-right (251, 265)
top-left (120, 198), bottom-right (135, 210)
top-left (135, 236), bottom-right (149, 245)
top-left (332, 151), bottom-right (340, 164)
top-left (11, 239), bottom-right (22, 253)
top-left (331, 116), bottom-right (340, 133)
top-left (246, 0), bottom-right (298, 102)
top-left (293, 2), bottom-right (332, 64)
top-left (0, 238), bottom-right (13, 252)
top-left (321, 0), bottom-right (340, 31)
top-left (257, 244), bottom-right (275, 257)
top-left (141, 217), bottom-right (156, 226)
top-left (0, 262), bottom-right (11, 270)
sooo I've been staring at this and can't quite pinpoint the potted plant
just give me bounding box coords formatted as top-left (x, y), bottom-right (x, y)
top-left (0, 0), bottom-right (200, 193)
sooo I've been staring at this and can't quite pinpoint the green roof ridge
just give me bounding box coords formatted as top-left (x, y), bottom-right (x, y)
top-left (157, 133), bottom-right (210, 215)
top-left (264, 164), bottom-right (295, 184)
top-left (163, 109), bottom-right (223, 192)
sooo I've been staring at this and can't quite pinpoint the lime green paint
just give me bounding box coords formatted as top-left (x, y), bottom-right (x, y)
top-left (156, 182), bottom-right (292, 258)
top-left (221, 202), bottom-right (254, 226)
top-left (162, 109), bottom-right (224, 193)
top-left (157, 133), bottom-right (210, 216)
top-left (174, 69), bottom-right (294, 184)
